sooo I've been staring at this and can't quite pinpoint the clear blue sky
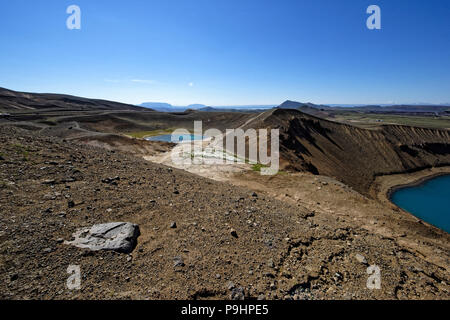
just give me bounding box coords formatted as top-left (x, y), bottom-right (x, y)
top-left (0, 0), bottom-right (449, 105)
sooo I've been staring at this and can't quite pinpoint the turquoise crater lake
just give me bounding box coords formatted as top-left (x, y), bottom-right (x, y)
top-left (391, 175), bottom-right (450, 233)
top-left (146, 134), bottom-right (205, 143)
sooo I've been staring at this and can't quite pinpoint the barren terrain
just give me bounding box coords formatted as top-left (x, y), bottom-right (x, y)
top-left (1, 88), bottom-right (449, 300)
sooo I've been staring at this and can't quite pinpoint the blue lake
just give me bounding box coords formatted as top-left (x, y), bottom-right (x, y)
top-left (391, 174), bottom-right (450, 233)
top-left (146, 134), bottom-right (205, 143)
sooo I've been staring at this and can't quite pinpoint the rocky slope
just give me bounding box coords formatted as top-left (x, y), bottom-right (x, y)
top-left (1, 125), bottom-right (448, 299)
top-left (0, 87), bottom-right (147, 112)
top-left (242, 108), bottom-right (450, 195)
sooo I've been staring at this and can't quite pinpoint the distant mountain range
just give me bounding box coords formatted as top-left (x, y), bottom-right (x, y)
top-left (139, 102), bottom-right (275, 112)
top-left (276, 100), bottom-right (450, 116)
top-left (141, 100), bottom-right (450, 114)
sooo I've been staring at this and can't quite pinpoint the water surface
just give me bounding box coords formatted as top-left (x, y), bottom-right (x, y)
top-left (146, 134), bottom-right (205, 143)
top-left (391, 174), bottom-right (450, 233)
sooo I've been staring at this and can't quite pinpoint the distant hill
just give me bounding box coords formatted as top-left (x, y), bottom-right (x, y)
top-left (140, 102), bottom-right (173, 110)
top-left (140, 102), bottom-right (275, 112)
top-left (140, 102), bottom-right (208, 112)
top-left (277, 100), bottom-right (450, 116)
top-left (277, 100), bottom-right (331, 117)
top-left (278, 100), bottom-right (329, 110)
top-left (0, 87), bottom-right (147, 112)
top-left (186, 104), bottom-right (208, 109)
top-left (198, 106), bottom-right (273, 113)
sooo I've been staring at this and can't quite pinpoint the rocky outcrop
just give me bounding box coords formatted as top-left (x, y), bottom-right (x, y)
top-left (65, 222), bottom-right (140, 253)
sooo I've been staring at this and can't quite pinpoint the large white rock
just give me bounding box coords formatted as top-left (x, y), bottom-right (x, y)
top-left (65, 222), bottom-right (140, 253)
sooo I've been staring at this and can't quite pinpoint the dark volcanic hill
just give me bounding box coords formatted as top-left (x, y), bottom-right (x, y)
top-left (0, 87), bottom-right (147, 112)
top-left (242, 108), bottom-right (450, 195)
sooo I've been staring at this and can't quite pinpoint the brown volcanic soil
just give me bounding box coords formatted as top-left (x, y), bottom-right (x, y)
top-left (1, 126), bottom-right (449, 300)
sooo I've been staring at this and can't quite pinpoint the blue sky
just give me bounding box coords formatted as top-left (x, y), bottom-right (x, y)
top-left (0, 0), bottom-right (449, 105)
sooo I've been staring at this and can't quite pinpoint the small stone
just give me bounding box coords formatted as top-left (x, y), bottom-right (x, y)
top-left (56, 238), bottom-right (64, 244)
top-left (355, 253), bottom-right (368, 265)
top-left (215, 274), bottom-right (221, 279)
top-left (230, 228), bottom-right (238, 238)
top-left (67, 200), bottom-right (75, 208)
top-left (43, 247), bottom-right (53, 253)
top-left (333, 272), bottom-right (343, 282)
top-left (170, 222), bottom-right (177, 229)
top-left (227, 281), bottom-right (235, 290)
top-left (43, 193), bottom-right (56, 200)
top-left (251, 192), bottom-right (258, 197)
top-left (10, 273), bottom-right (18, 281)
top-left (173, 256), bottom-right (185, 267)
top-left (267, 259), bottom-right (275, 268)
top-left (230, 287), bottom-right (245, 300)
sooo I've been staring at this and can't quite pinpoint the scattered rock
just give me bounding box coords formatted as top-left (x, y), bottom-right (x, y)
top-left (65, 222), bottom-right (140, 253)
top-left (230, 287), bottom-right (245, 300)
top-left (173, 256), bottom-right (185, 267)
top-left (102, 176), bottom-right (120, 184)
top-left (227, 281), bottom-right (235, 290)
top-left (230, 228), bottom-right (238, 238)
top-left (170, 222), bottom-right (177, 229)
top-left (355, 253), bottom-right (368, 265)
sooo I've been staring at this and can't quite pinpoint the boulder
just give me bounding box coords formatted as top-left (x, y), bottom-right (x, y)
top-left (65, 222), bottom-right (140, 253)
